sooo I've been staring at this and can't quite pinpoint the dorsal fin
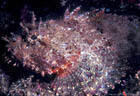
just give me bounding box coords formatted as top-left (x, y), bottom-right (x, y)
top-left (64, 6), bottom-right (81, 21)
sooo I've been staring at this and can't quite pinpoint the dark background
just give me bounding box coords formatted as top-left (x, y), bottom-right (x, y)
top-left (0, 0), bottom-right (140, 96)
top-left (1, 0), bottom-right (140, 35)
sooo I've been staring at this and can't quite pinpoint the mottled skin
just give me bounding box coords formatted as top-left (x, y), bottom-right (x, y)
top-left (6, 7), bottom-right (135, 95)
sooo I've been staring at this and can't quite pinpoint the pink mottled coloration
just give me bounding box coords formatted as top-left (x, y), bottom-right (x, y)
top-left (6, 7), bottom-right (139, 95)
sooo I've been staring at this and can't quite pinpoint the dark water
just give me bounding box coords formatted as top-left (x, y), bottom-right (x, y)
top-left (0, 0), bottom-right (140, 95)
